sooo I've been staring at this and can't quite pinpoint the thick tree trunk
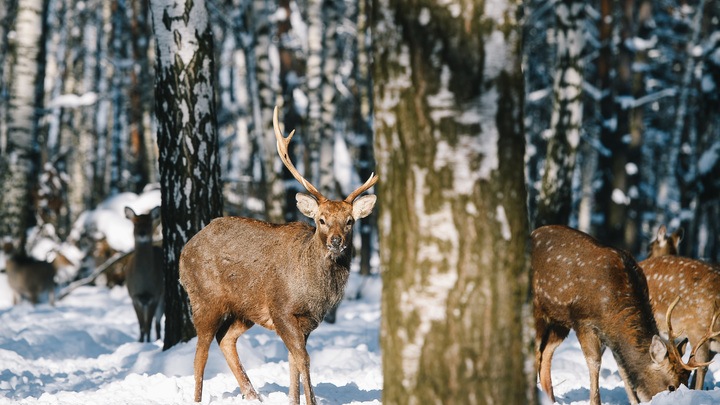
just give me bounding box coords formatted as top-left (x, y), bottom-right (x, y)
top-left (150, 0), bottom-right (224, 349)
top-left (373, 0), bottom-right (535, 403)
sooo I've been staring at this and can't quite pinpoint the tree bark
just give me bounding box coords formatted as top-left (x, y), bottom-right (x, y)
top-left (373, 0), bottom-right (535, 403)
top-left (150, 0), bottom-right (224, 349)
top-left (1, 0), bottom-right (45, 248)
top-left (535, 0), bottom-right (585, 228)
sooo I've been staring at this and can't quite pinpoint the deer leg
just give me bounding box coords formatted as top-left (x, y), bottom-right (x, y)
top-left (216, 319), bottom-right (259, 400)
top-left (275, 317), bottom-right (316, 405)
top-left (691, 342), bottom-right (710, 389)
top-left (575, 326), bottom-right (603, 405)
top-left (614, 359), bottom-right (639, 405)
top-left (192, 329), bottom-right (214, 402)
top-left (155, 298), bottom-right (164, 341)
top-left (131, 300), bottom-right (147, 342)
top-left (536, 322), bottom-right (569, 403)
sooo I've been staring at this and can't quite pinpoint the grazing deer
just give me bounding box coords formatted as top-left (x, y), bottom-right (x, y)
top-left (3, 241), bottom-right (56, 306)
top-left (640, 225), bottom-right (720, 389)
top-left (179, 106), bottom-right (377, 405)
top-left (532, 225), bottom-right (712, 405)
top-left (124, 206), bottom-right (164, 342)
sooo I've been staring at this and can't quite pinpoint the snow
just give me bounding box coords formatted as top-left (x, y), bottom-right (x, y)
top-left (0, 272), bottom-right (382, 405)
top-left (4, 263), bottom-right (720, 404)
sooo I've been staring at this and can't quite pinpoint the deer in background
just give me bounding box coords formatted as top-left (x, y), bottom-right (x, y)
top-left (532, 225), bottom-right (713, 405)
top-left (179, 106), bottom-right (377, 405)
top-left (3, 241), bottom-right (56, 306)
top-left (124, 206), bottom-right (164, 342)
top-left (640, 225), bottom-right (720, 389)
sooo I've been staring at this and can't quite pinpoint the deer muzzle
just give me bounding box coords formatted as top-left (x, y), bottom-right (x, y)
top-left (327, 235), bottom-right (346, 254)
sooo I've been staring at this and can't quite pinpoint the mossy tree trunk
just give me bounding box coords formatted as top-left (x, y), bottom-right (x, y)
top-left (372, 0), bottom-right (535, 403)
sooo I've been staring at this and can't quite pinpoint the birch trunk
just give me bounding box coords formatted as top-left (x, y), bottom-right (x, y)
top-left (373, 0), bottom-right (535, 403)
top-left (150, 0), bottom-right (224, 349)
top-left (1, 0), bottom-right (45, 246)
top-left (535, 0), bottom-right (584, 227)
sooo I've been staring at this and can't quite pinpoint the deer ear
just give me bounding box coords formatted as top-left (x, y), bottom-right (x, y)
top-left (296, 193), bottom-right (319, 218)
top-left (125, 207), bottom-right (136, 221)
top-left (672, 228), bottom-right (684, 246)
top-left (650, 335), bottom-right (669, 364)
top-left (150, 206), bottom-right (161, 221)
top-left (352, 195), bottom-right (377, 219)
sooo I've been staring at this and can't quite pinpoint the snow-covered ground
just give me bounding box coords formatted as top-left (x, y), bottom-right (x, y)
top-left (0, 272), bottom-right (382, 405)
top-left (3, 269), bottom-right (720, 405)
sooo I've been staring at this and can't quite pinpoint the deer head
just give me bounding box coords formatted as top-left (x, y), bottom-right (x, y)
top-left (647, 225), bottom-right (684, 258)
top-left (273, 106), bottom-right (377, 258)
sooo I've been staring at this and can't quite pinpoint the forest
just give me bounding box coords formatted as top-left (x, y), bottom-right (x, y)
top-left (0, 0), bottom-right (719, 402)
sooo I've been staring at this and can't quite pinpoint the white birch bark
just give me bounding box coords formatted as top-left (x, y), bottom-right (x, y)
top-left (1, 0), bottom-right (44, 243)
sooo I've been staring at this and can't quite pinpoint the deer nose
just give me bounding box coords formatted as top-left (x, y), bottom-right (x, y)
top-left (330, 235), bottom-right (342, 247)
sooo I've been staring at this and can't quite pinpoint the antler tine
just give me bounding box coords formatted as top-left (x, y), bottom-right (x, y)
top-left (686, 306), bottom-right (720, 369)
top-left (273, 106), bottom-right (326, 202)
top-left (664, 296), bottom-right (698, 370)
top-left (666, 295), bottom-right (683, 343)
top-left (344, 173), bottom-right (379, 203)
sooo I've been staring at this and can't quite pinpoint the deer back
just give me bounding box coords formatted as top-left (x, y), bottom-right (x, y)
top-left (640, 256), bottom-right (720, 348)
top-left (533, 225), bottom-right (656, 338)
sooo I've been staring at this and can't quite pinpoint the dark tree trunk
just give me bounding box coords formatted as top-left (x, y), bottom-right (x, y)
top-left (150, 0), bottom-right (224, 350)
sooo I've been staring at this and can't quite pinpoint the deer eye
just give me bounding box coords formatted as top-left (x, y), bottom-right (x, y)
top-left (319, 218), bottom-right (326, 225)
top-left (668, 385), bottom-right (675, 392)
top-left (346, 218), bottom-right (353, 226)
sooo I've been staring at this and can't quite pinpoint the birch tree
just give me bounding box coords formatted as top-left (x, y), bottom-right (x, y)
top-left (150, 0), bottom-right (223, 349)
top-left (0, 0), bottom-right (45, 246)
top-left (535, 0), bottom-right (585, 227)
top-left (373, 0), bottom-right (535, 403)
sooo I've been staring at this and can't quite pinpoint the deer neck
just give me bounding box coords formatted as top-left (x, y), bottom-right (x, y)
top-left (134, 239), bottom-right (154, 254)
top-left (604, 311), bottom-right (660, 393)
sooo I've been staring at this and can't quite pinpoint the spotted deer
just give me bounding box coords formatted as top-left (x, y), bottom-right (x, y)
top-left (532, 225), bottom-right (713, 405)
top-left (640, 225), bottom-right (720, 389)
top-left (179, 106), bottom-right (378, 405)
top-left (124, 206), bottom-right (164, 342)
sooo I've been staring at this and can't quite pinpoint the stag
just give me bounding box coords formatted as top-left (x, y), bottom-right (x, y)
top-left (179, 106), bottom-right (378, 405)
top-left (532, 225), bottom-right (712, 405)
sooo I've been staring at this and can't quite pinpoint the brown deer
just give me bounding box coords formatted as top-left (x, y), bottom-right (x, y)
top-left (124, 206), bottom-right (164, 342)
top-left (179, 106), bottom-right (378, 405)
top-left (532, 225), bottom-right (714, 405)
top-left (647, 225), bottom-right (684, 258)
top-left (640, 225), bottom-right (720, 389)
top-left (3, 241), bottom-right (56, 306)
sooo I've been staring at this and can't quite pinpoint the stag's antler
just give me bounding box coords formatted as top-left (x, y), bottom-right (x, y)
top-left (345, 173), bottom-right (379, 203)
top-left (273, 106), bottom-right (326, 202)
top-left (666, 296), bottom-right (720, 370)
top-left (273, 106), bottom-right (378, 203)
